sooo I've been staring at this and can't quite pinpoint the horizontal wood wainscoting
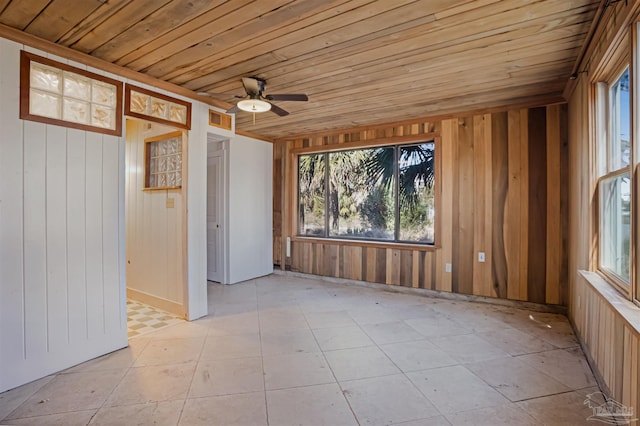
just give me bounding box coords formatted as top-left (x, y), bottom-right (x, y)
top-left (274, 104), bottom-right (569, 305)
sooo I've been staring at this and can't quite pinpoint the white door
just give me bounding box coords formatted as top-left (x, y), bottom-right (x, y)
top-left (207, 153), bottom-right (223, 282)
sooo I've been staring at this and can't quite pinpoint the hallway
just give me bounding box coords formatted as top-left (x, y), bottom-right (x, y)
top-left (0, 274), bottom-right (600, 425)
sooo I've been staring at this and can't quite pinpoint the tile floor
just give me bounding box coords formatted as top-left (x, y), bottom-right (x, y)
top-left (126, 300), bottom-right (184, 338)
top-left (0, 273), bottom-right (602, 425)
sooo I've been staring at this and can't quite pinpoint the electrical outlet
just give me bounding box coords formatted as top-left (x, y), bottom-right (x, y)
top-left (166, 197), bottom-right (175, 208)
top-left (478, 252), bottom-right (485, 262)
top-left (445, 263), bottom-right (452, 273)
top-left (286, 237), bottom-right (291, 257)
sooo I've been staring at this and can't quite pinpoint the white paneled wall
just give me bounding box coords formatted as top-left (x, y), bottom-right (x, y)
top-left (0, 39), bottom-right (127, 392)
top-left (125, 120), bottom-right (184, 314)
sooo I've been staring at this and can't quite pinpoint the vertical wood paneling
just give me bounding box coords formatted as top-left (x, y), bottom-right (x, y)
top-left (282, 105), bottom-right (567, 306)
top-left (491, 112), bottom-right (508, 299)
top-left (0, 37), bottom-right (25, 365)
top-left (0, 41), bottom-right (127, 392)
top-left (67, 128), bottom-right (88, 341)
top-left (546, 105), bottom-right (562, 305)
top-left (506, 110), bottom-right (523, 300)
top-left (23, 121), bottom-right (49, 355)
top-left (455, 116), bottom-right (474, 295)
top-left (46, 124), bottom-right (69, 349)
top-left (527, 107), bottom-right (547, 304)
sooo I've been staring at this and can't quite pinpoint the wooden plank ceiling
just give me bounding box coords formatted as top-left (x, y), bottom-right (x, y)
top-left (0, 0), bottom-right (599, 139)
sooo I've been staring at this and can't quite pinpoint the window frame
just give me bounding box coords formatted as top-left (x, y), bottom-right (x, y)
top-left (594, 42), bottom-right (635, 300)
top-left (19, 50), bottom-right (123, 136)
top-left (292, 137), bottom-right (440, 249)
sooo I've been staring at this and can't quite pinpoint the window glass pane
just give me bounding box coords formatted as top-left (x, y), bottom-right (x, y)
top-left (298, 154), bottom-right (326, 236)
top-left (92, 81), bottom-right (117, 107)
top-left (30, 63), bottom-right (61, 93)
top-left (398, 143), bottom-right (435, 243)
top-left (63, 98), bottom-right (90, 124)
top-left (91, 104), bottom-right (115, 129)
top-left (30, 89), bottom-right (61, 119)
top-left (600, 172), bottom-right (631, 283)
top-left (609, 68), bottom-right (630, 170)
top-left (329, 147), bottom-right (394, 240)
top-left (63, 72), bottom-right (91, 100)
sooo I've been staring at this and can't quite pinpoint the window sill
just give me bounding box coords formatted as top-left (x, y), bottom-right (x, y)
top-left (292, 236), bottom-right (439, 252)
top-left (579, 270), bottom-right (640, 336)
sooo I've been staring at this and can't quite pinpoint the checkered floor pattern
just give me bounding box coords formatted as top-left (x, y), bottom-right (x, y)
top-left (126, 299), bottom-right (183, 338)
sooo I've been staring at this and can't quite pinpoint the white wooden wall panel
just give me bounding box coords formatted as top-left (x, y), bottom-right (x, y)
top-left (0, 39), bottom-right (127, 392)
top-left (125, 120), bottom-right (184, 311)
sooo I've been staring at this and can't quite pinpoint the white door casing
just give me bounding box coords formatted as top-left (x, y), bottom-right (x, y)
top-left (207, 152), bottom-right (223, 282)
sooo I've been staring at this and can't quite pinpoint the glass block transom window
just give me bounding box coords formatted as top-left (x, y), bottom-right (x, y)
top-left (20, 51), bottom-right (123, 136)
top-left (125, 84), bottom-right (191, 130)
top-left (145, 131), bottom-right (183, 189)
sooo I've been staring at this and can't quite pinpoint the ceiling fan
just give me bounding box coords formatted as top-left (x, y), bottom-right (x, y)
top-left (199, 77), bottom-right (308, 117)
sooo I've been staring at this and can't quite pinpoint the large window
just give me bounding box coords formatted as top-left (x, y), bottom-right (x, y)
top-left (298, 142), bottom-right (436, 244)
top-left (597, 66), bottom-right (632, 287)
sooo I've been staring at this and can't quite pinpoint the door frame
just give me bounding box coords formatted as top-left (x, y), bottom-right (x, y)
top-left (206, 134), bottom-right (229, 284)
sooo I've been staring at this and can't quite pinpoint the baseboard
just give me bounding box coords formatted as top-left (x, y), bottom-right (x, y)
top-left (126, 288), bottom-right (185, 319)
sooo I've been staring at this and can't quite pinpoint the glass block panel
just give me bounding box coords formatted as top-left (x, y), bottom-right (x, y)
top-left (167, 137), bottom-right (180, 154)
top-left (176, 155), bottom-right (182, 171)
top-left (63, 98), bottom-right (90, 124)
top-left (167, 172), bottom-right (177, 187)
top-left (30, 63), bottom-right (61, 93)
top-left (91, 104), bottom-right (115, 129)
top-left (167, 155), bottom-right (178, 172)
top-left (158, 157), bottom-right (167, 172)
top-left (30, 89), bottom-right (61, 119)
top-left (130, 91), bottom-right (149, 114)
top-left (63, 72), bottom-right (91, 100)
top-left (158, 141), bottom-right (167, 155)
top-left (158, 173), bottom-right (167, 187)
top-left (175, 171), bottom-right (181, 184)
top-left (148, 175), bottom-right (156, 187)
top-left (92, 81), bottom-right (117, 107)
top-left (151, 98), bottom-right (168, 119)
top-left (169, 103), bottom-right (187, 124)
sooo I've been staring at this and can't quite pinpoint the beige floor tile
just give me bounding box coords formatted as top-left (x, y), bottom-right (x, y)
top-left (325, 346), bottom-right (400, 382)
top-left (466, 357), bottom-right (571, 402)
top-left (445, 404), bottom-right (538, 426)
top-left (407, 365), bottom-right (509, 414)
top-left (1, 409), bottom-right (96, 425)
top-left (431, 334), bottom-right (510, 363)
top-left (312, 326), bottom-right (374, 351)
top-left (206, 311), bottom-right (260, 336)
top-left (361, 321), bottom-right (424, 344)
top-left (517, 391), bottom-right (601, 425)
top-left (264, 352), bottom-right (335, 390)
top-left (379, 340), bottom-right (458, 372)
top-left (105, 363), bottom-right (196, 407)
top-left (89, 400), bottom-right (184, 425)
top-left (405, 315), bottom-right (471, 338)
top-left (147, 320), bottom-right (209, 340)
top-left (260, 329), bottom-right (320, 356)
top-left (201, 333), bottom-right (261, 360)
top-left (476, 327), bottom-right (556, 356)
top-left (266, 383), bottom-right (357, 426)
top-left (391, 416), bottom-right (452, 426)
top-left (259, 309), bottom-right (309, 331)
top-left (517, 347), bottom-right (597, 390)
top-left (133, 337), bottom-right (204, 367)
top-left (179, 392), bottom-right (267, 426)
top-left (189, 357), bottom-right (264, 397)
top-left (347, 306), bottom-right (399, 325)
top-left (341, 374), bottom-right (439, 425)
top-left (304, 311), bottom-right (357, 329)
top-left (6, 370), bottom-right (125, 419)
top-left (0, 376), bottom-right (54, 421)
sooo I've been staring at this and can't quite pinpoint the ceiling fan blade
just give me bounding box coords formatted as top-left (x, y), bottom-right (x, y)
top-left (241, 77), bottom-right (261, 96)
top-left (226, 105), bottom-right (239, 114)
top-left (265, 94), bottom-right (308, 101)
top-left (268, 102), bottom-right (289, 116)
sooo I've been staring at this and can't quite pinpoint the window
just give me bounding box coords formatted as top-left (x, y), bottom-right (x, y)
top-left (125, 84), bottom-right (191, 130)
top-left (298, 142), bottom-right (436, 244)
top-left (144, 131), bottom-right (183, 190)
top-left (597, 66), bottom-right (632, 287)
top-left (20, 51), bottom-right (123, 136)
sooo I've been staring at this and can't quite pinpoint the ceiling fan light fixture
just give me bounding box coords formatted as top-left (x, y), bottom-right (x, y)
top-left (237, 98), bottom-right (271, 113)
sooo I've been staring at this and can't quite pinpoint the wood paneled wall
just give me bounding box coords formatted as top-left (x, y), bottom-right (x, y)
top-left (0, 39), bottom-right (127, 392)
top-left (274, 104), bottom-right (568, 305)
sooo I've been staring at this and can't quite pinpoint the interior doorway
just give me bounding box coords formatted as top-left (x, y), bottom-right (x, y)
top-left (124, 118), bottom-right (188, 332)
top-left (207, 134), bottom-right (228, 283)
